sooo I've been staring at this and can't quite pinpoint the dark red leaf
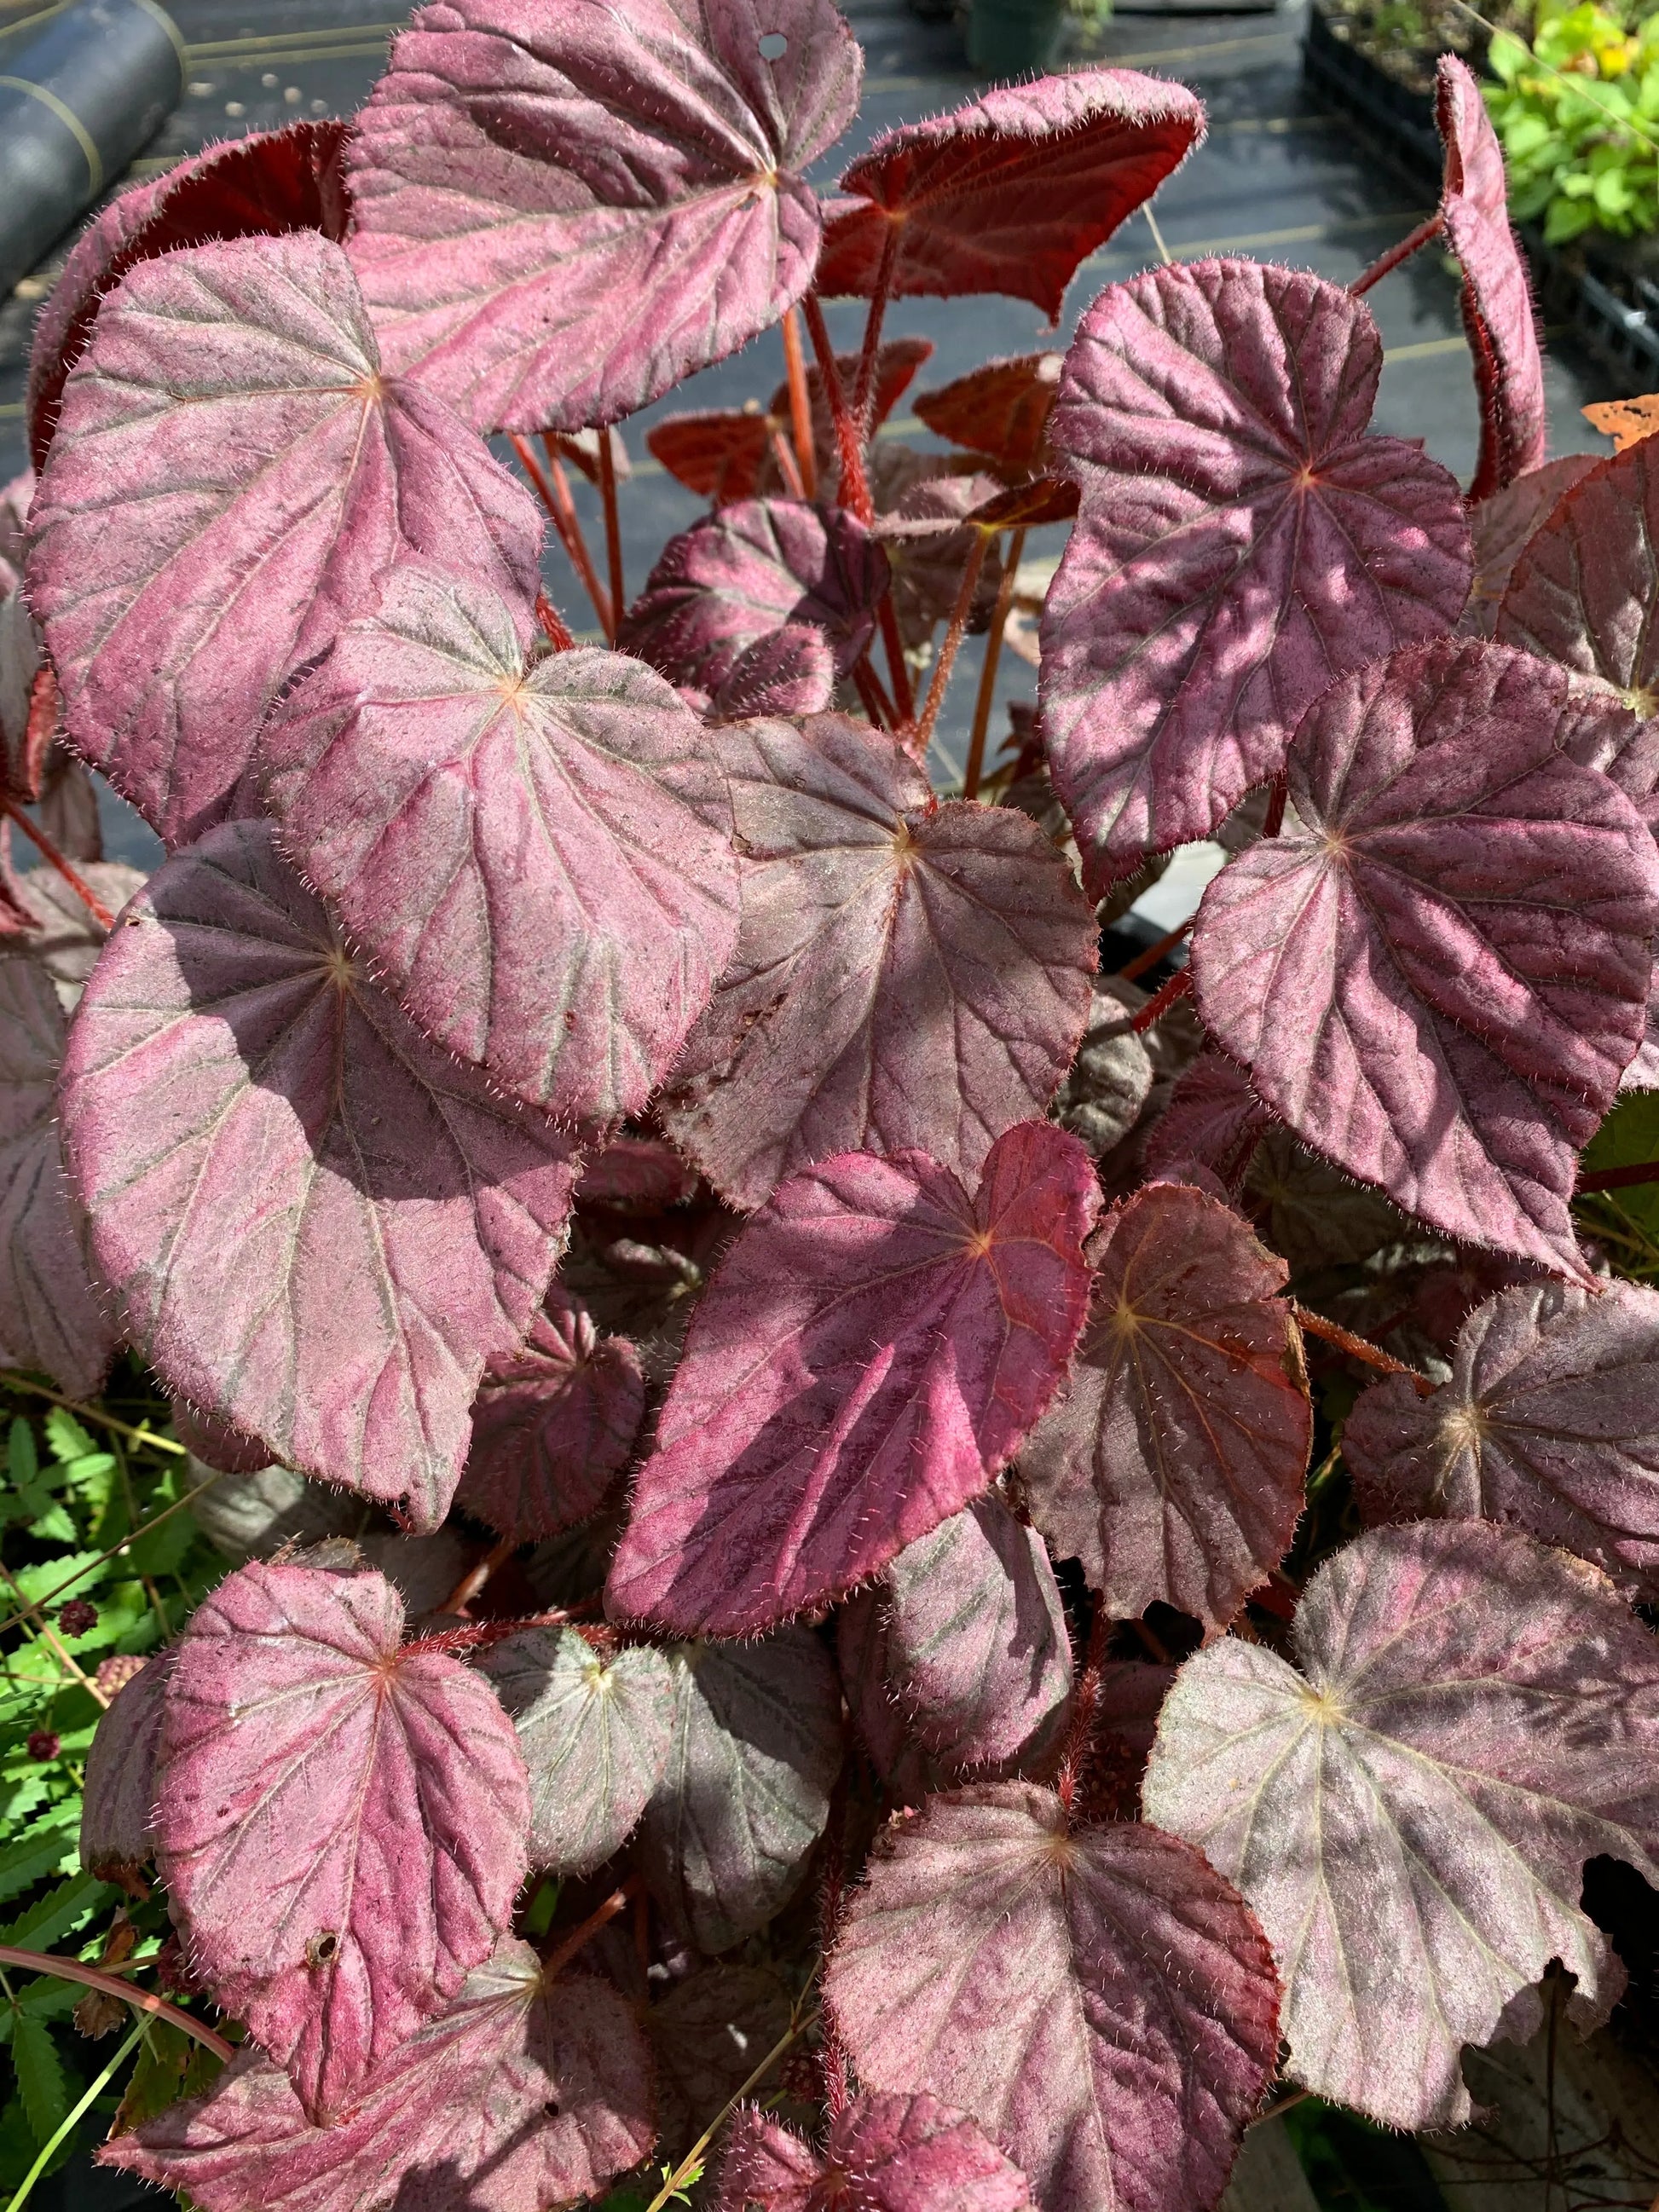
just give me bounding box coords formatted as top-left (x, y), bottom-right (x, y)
top-left (912, 354), bottom-right (1063, 479)
top-left (647, 411), bottom-right (775, 505)
top-left (1041, 257), bottom-right (1471, 892)
top-left (1188, 637), bottom-right (1659, 1280)
top-left (346, 0), bottom-right (861, 431)
top-left (1142, 1049), bottom-right (1272, 1189)
top-left (713, 621), bottom-right (836, 719)
top-left (876, 470), bottom-right (1006, 652)
top-left (576, 1135), bottom-right (698, 1215)
top-left (26, 234), bottom-right (541, 847)
top-left (718, 2092), bottom-right (1032, 2211)
top-left (968, 476), bottom-right (1078, 529)
top-left (836, 1590), bottom-right (949, 1807)
top-left (81, 1649), bottom-right (172, 1877)
top-left (57, 819), bottom-right (581, 1530)
top-left (824, 1786), bottom-right (1280, 2212)
top-left (154, 1561), bottom-right (530, 2120)
top-left (607, 1123), bottom-right (1099, 1634)
top-left (1461, 455), bottom-right (1595, 637)
top-left (816, 69), bottom-right (1205, 317)
top-left (1144, 1520), bottom-right (1659, 2128)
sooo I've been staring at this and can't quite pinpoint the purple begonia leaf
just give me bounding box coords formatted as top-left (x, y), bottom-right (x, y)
top-left (639, 1628), bottom-right (842, 1954)
top-left (172, 1401), bottom-right (277, 1479)
top-left (1498, 437), bottom-right (1659, 715)
top-left (577, 1134), bottom-right (699, 1215)
top-left (836, 1589), bottom-right (951, 1807)
top-left (1436, 59), bottom-right (1547, 501)
top-left (1461, 455), bottom-right (1596, 637)
top-left (713, 622), bottom-right (836, 719)
top-left (56, 819), bottom-right (581, 1531)
top-left (649, 1967), bottom-right (793, 2159)
top-left (718, 2092), bottom-right (1033, 2212)
top-left (876, 471), bottom-right (1005, 652)
top-left (9, 865), bottom-right (144, 1011)
top-left (1022, 1181), bottom-right (1310, 1633)
top-left (26, 120), bottom-right (350, 471)
top-left (345, 0), bottom-right (861, 433)
top-left (26, 233), bottom-right (541, 848)
top-left (1242, 1127), bottom-right (1408, 1276)
top-left (912, 354), bottom-right (1062, 479)
top-left (1189, 636), bottom-right (1659, 1280)
top-left (0, 957), bottom-right (118, 1398)
top-left (608, 1123), bottom-right (1099, 1635)
top-left (481, 1625), bottom-right (673, 1873)
top-left (263, 560), bottom-right (737, 1121)
top-left (102, 1938), bottom-right (656, 2212)
top-left (816, 69), bottom-right (1205, 316)
top-left (1344, 1281), bottom-right (1659, 1597)
top-left (646, 411), bottom-right (774, 508)
top-left (1051, 988), bottom-right (1155, 1161)
top-left (660, 715), bottom-right (1095, 1211)
top-left (154, 1561), bottom-right (530, 2121)
top-left (825, 1784), bottom-right (1280, 2212)
top-left (1095, 1660), bottom-right (1175, 1757)
top-left (81, 1648), bottom-right (173, 1878)
top-left (882, 1492), bottom-right (1072, 1773)
top-left (616, 501), bottom-right (888, 710)
top-left (456, 1286), bottom-right (645, 1543)
top-left (1040, 257), bottom-right (1471, 892)
top-left (1142, 1049), bottom-right (1272, 1190)
top-left (1144, 1521), bottom-right (1659, 2129)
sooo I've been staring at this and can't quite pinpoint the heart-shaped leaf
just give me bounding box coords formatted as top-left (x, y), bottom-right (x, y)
top-left (456, 1287), bottom-right (645, 1543)
top-left (154, 1561), bottom-right (530, 2121)
top-left (639, 1629), bottom-right (843, 1954)
top-left (1498, 438), bottom-right (1659, 713)
top-left (1041, 258), bottom-right (1471, 892)
top-left (913, 354), bottom-right (1063, 479)
top-left (1143, 1519), bottom-right (1659, 2128)
top-left (191, 1464), bottom-right (367, 1564)
top-left (482, 1625), bottom-right (673, 1873)
top-left (824, 1785), bottom-right (1280, 2212)
top-left (1188, 637), bottom-right (1659, 1280)
top-left (882, 1493), bottom-right (1072, 1772)
top-left (647, 410), bottom-right (776, 507)
top-left (102, 1938), bottom-right (655, 2212)
top-left (1461, 455), bottom-right (1595, 637)
top-left (26, 234), bottom-right (541, 847)
top-left (263, 560), bottom-right (738, 1120)
top-left (81, 1649), bottom-right (173, 1878)
top-left (1022, 1181), bottom-right (1310, 1633)
top-left (1436, 58), bottom-right (1546, 501)
top-left (346, 0), bottom-right (861, 431)
top-left (816, 69), bottom-right (1205, 316)
top-left (26, 120), bottom-right (350, 471)
top-left (660, 715), bottom-right (1095, 1210)
top-left (608, 1123), bottom-right (1099, 1635)
top-left (10, 863), bottom-right (145, 1009)
top-left (1142, 1049), bottom-right (1271, 1189)
top-left (57, 819), bottom-right (581, 1531)
top-left (1344, 1282), bottom-right (1659, 1597)
top-left (718, 2092), bottom-right (1032, 2212)
top-left (616, 501), bottom-right (889, 710)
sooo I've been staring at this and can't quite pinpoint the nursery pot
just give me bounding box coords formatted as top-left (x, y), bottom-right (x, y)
top-left (966, 0), bottom-right (1067, 75)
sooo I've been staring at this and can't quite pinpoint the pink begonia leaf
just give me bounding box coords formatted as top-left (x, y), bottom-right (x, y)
top-left (171, 1401), bottom-right (275, 1478)
top-left (660, 715), bottom-right (1095, 1210)
top-left (154, 1561), bottom-right (531, 2121)
top-left (1188, 637), bottom-right (1659, 1280)
top-left (26, 120), bottom-right (350, 471)
top-left (1022, 1181), bottom-right (1310, 1634)
top-left (836, 1590), bottom-right (951, 1808)
top-left (713, 621), bottom-right (836, 719)
top-left (882, 1492), bottom-right (1072, 1772)
top-left (81, 1649), bottom-right (173, 1877)
top-left (647, 411), bottom-right (774, 507)
top-left (1041, 258), bottom-right (1471, 892)
top-left (57, 819), bottom-right (581, 1531)
top-left (608, 1123), bottom-right (1099, 1635)
top-left (1498, 437), bottom-right (1659, 715)
top-left (1461, 455), bottom-right (1595, 637)
top-left (577, 1134), bottom-right (699, 1214)
top-left (616, 501), bottom-right (889, 711)
top-left (1344, 1282), bottom-right (1659, 1598)
top-left (1142, 1048), bottom-right (1272, 1190)
top-left (1436, 58), bottom-right (1547, 500)
top-left (876, 471), bottom-right (1006, 653)
top-left (345, 0), bottom-right (861, 432)
top-left (824, 1784), bottom-right (1280, 2212)
top-left (456, 1286), bottom-right (645, 1543)
top-left (718, 2093), bottom-right (1032, 2212)
top-left (816, 69), bottom-right (1205, 316)
top-left (1143, 1520), bottom-right (1659, 2129)
top-left (102, 1938), bottom-right (655, 2212)
top-left (482, 1626), bottom-right (672, 1873)
top-left (263, 560), bottom-right (738, 1120)
top-left (26, 234), bottom-right (540, 849)
top-left (639, 1628), bottom-right (842, 1953)
top-left (0, 957), bottom-right (118, 1399)
top-left (913, 354), bottom-right (1062, 479)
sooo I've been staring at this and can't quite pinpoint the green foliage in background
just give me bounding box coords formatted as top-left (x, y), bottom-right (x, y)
top-left (1487, 0), bottom-right (1659, 242)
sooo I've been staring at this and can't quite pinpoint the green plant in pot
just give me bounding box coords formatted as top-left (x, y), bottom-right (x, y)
top-left (1487, 0), bottom-right (1659, 241)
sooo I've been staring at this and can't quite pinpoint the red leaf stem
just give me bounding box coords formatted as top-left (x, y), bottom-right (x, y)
top-left (1579, 1159), bottom-right (1659, 1192)
top-left (852, 222), bottom-right (903, 439)
top-left (1262, 769), bottom-right (1288, 839)
top-left (766, 420), bottom-right (807, 500)
top-left (852, 653), bottom-right (896, 731)
top-left (0, 1943), bottom-right (234, 2061)
top-left (915, 531), bottom-right (990, 753)
top-left (878, 593), bottom-right (916, 727)
top-left (782, 306), bottom-right (818, 501)
top-left (598, 435), bottom-right (626, 639)
top-left (803, 292), bottom-right (874, 523)
top-left (511, 432), bottom-right (612, 635)
top-left (962, 523), bottom-right (1026, 800)
top-left (1348, 210), bottom-right (1445, 298)
top-left (1291, 1302), bottom-right (1436, 1394)
top-left (1115, 914), bottom-right (1194, 984)
top-left (2, 798), bottom-right (114, 929)
top-left (534, 590), bottom-right (575, 650)
top-left (1129, 965), bottom-right (1192, 1032)
top-left (438, 1533), bottom-right (517, 1618)
top-left (540, 1880), bottom-right (638, 1981)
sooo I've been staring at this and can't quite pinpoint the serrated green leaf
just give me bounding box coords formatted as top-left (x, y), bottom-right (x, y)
top-left (0, 2094), bottom-right (34, 2191)
top-left (8, 1421), bottom-right (38, 1493)
top-left (27, 1505), bottom-right (78, 1545)
top-left (115, 2018), bottom-right (225, 2133)
top-left (7, 1552), bottom-right (112, 1607)
top-left (125, 1509), bottom-right (198, 1581)
top-left (0, 1808), bottom-right (80, 1906)
top-left (0, 1873), bottom-right (113, 1954)
top-left (43, 1411), bottom-right (95, 1465)
top-left (0, 1772), bottom-right (50, 1831)
top-left (9, 2011), bottom-right (70, 2149)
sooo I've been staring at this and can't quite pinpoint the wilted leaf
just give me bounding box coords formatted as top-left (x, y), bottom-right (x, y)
top-left (26, 234), bottom-right (540, 846)
top-left (58, 820), bottom-right (581, 1529)
top-left (1498, 437), bottom-right (1659, 715)
top-left (1461, 455), bottom-right (1595, 638)
top-left (1041, 257), bottom-right (1471, 891)
top-left (154, 1561), bottom-right (530, 2120)
top-left (482, 1626), bottom-right (672, 1873)
top-left (263, 560), bottom-right (737, 1120)
top-left (1189, 637), bottom-right (1659, 1280)
top-left (347, 0), bottom-right (861, 431)
top-left (1142, 1049), bottom-right (1271, 1189)
top-left (81, 1650), bottom-right (171, 1877)
top-left (912, 354), bottom-right (1062, 479)
top-left (824, 1784), bottom-right (1280, 2212)
top-left (718, 2091), bottom-right (1032, 2212)
top-left (817, 69), bottom-right (1204, 315)
top-left (649, 1966), bottom-right (794, 2159)
top-left (660, 714), bottom-right (1095, 1211)
top-left (639, 1629), bottom-right (842, 1954)
top-left (1143, 1519), bottom-right (1659, 2128)
top-left (608, 1123), bottom-right (1098, 1635)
